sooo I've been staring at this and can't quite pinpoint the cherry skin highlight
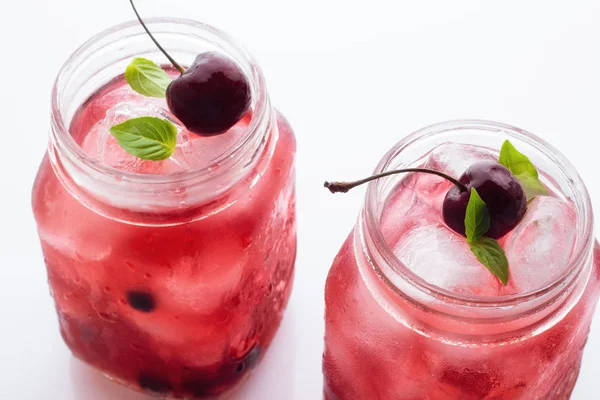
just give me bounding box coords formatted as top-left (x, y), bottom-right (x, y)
top-left (443, 161), bottom-right (527, 239)
top-left (167, 52), bottom-right (251, 136)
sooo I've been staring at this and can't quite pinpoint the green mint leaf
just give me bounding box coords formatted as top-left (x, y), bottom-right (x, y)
top-left (110, 117), bottom-right (177, 161)
top-left (519, 175), bottom-right (549, 202)
top-left (469, 237), bottom-right (509, 285)
top-left (499, 140), bottom-right (548, 200)
top-left (125, 58), bottom-right (172, 98)
top-left (463, 186), bottom-right (510, 285)
top-left (464, 188), bottom-right (490, 243)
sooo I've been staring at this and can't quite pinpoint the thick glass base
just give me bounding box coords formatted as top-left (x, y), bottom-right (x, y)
top-left (95, 362), bottom-right (250, 400)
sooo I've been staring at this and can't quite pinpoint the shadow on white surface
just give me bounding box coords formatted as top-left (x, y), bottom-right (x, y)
top-left (70, 358), bottom-right (150, 400)
top-left (233, 302), bottom-right (296, 399)
top-left (69, 305), bottom-right (296, 400)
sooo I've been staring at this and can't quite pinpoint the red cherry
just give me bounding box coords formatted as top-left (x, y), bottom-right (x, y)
top-left (442, 161), bottom-right (527, 239)
top-left (167, 52), bottom-right (251, 136)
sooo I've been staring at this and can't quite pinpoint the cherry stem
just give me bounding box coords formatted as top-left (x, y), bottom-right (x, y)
top-left (324, 168), bottom-right (468, 194)
top-left (129, 0), bottom-right (186, 74)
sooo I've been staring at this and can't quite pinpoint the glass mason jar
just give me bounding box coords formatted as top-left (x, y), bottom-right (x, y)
top-left (32, 18), bottom-right (296, 398)
top-left (323, 120), bottom-right (600, 399)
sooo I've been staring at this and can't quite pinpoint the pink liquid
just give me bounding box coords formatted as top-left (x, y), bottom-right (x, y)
top-left (323, 148), bottom-right (600, 399)
top-left (33, 77), bottom-right (297, 398)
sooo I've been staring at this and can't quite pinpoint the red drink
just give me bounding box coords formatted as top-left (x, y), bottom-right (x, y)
top-left (32, 19), bottom-right (296, 398)
top-left (323, 121), bottom-right (600, 399)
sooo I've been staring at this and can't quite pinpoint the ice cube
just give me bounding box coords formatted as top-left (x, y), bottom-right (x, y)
top-left (380, 182), bottom-right (423, 244)
top-left (81, 102), bottom-right (182, 174)
top-left (173, 116), bottom-right (249, 171)
top-left (408, 143), bottom-right (496, 209)
top-left (38, 225), bottom-right (112, 263)
top-left (130, 312), bottom-right (229, 367)
top-left (80, 101), bottom-right (249, 175)
top-left (412, 172), bottom-right (452, 210)
top-left (162, 250), bottom-right (247, 315)
top-left (424, 142), bottom-right (497, 178)
top-left (503, 196), bottom-right (577, 292)
top-left (392, 220), bottom-right (502, 296)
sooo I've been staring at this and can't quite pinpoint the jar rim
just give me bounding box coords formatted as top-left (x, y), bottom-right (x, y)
top-left (363, 119), bottom-right (595, 308)
top-left (50, 17), bottom-right (269, 186)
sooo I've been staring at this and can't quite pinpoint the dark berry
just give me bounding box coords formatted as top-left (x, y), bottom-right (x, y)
top-left (127, 290), bottom-right (156, 312)
top-left (181, 346), bottom-right (261, 396)
top-left (443, 161), bottom-right (527, 239)
top-left (166, 52), bottom-right (251, 136)
top-left (236, 346), bottom-right (261, 373)
top-left (138, 373), bottom-right (172, 393)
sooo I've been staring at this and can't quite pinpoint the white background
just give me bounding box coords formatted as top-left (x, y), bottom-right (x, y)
top-left (1, 0), bottom-right (600, 399)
